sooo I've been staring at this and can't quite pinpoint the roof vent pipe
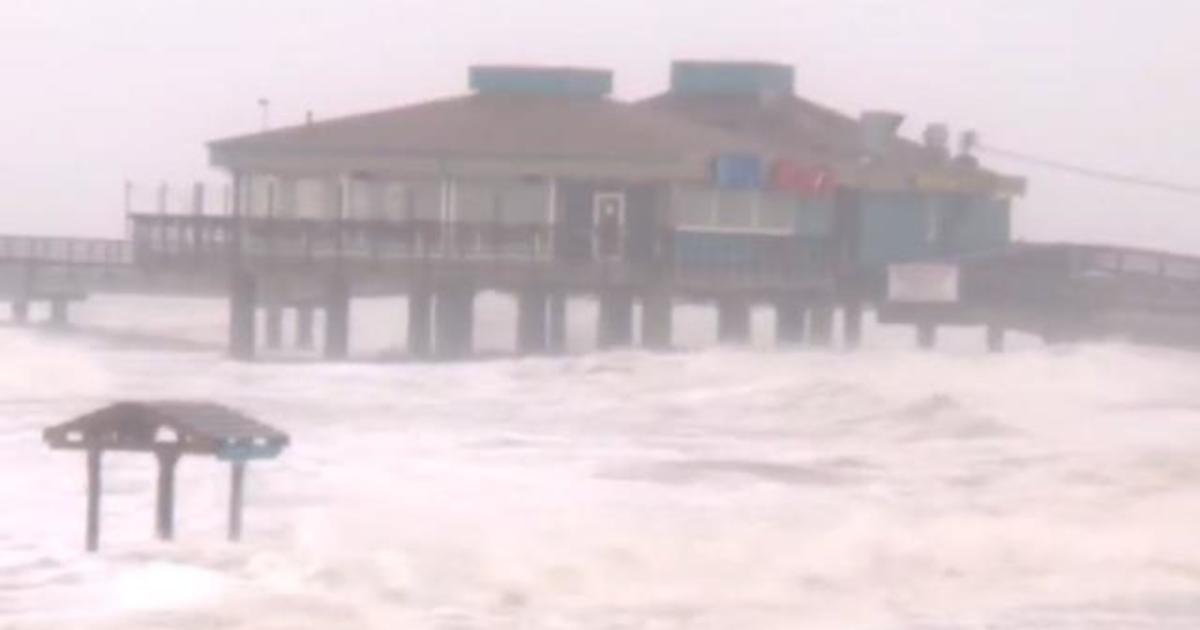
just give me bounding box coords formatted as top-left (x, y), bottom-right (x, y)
top-left (859, 110), bottom-right (904, 157)
top-left (923, 123), bottom-right (950, 161)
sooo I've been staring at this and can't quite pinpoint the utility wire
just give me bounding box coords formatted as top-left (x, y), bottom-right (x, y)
top-left (977, 144), bottom-right (1200, 197)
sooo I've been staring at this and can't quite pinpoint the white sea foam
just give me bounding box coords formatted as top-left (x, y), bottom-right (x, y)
top-left (3, 296), bottom-right (1200, 629)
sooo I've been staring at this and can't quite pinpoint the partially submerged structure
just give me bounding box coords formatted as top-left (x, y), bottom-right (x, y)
top-left (123, 61), bottom-right (1025, 359)
top-left (44, 401), bottom-right (289, 551)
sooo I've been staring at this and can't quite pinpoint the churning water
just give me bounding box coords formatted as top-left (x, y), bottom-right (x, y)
top-left (3, 295), bottom-right (1200, 629)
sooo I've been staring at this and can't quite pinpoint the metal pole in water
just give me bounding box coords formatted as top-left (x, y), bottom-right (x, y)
top-left (85, 448), bottom-right (102, 552)
top-left (228, 461), bottom-right (246, 542)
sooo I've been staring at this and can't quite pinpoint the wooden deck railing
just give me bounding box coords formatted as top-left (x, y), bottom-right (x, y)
top-left (0, 235), bottom-right (131, 266)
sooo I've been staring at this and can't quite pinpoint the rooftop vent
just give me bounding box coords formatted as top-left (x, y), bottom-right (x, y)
top-left (469, 66), bottom-right (613, 98)
top-left (669, 61), bottom-right (795, 98)
top-left (859, 110), bottom-right (905, 157)
top-left (923, 123), bottom-right (950, 161)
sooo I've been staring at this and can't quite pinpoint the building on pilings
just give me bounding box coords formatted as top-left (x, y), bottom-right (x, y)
top-left (127, 61), bottom-right (1024, 359)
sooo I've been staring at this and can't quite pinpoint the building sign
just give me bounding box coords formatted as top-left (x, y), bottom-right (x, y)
top-left (771, 160), bottom-right (835, 195)
top-left (887, 263), bottom-right (960, 303)
top-left (712, 154), bottom-right (764, 189)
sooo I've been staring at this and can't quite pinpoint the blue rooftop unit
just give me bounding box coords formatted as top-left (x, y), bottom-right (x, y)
top-left (469, 66), bottom-right (613, 98)
top-left (670, 61), bottom-right (795, 97)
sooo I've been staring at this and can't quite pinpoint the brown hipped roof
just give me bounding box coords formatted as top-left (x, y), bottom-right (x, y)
top-left (210, 93), bottom-right (769, 164)
top-left (638, 91), bottom-right (1026, 194)
top-left (638, 91), bottom-right (929, 165)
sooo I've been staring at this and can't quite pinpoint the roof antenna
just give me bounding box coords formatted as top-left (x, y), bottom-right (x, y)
top-left (257, 98), bottom-right (271, 131)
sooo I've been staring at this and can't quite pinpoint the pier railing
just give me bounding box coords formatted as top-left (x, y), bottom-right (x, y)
top-left (127, 214), bottom-right (830, 286)
top-left (128, 215), bottom-right (556, 265)
top-left (0, 235), bottom-right (131, 266)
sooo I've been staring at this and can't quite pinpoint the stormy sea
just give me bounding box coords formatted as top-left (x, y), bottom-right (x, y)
top-left (3, 295), bottom-right (1200, 629)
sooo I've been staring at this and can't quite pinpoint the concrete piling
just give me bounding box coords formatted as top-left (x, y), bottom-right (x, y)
top-left (809, 304), bottom-right (834, 347)
top-left (516, 289), bottom-right (549, 354)
top-left (597, 289), bottom-right (634, 349)
top-left (407, 287), bottom-right (433, 359)
top-left (11, 301), bottom-right (29, 325)
top-left (264, 306), bottom-right (284, 350)
top-left (842, 300), bottom-right (864, 350)
top-left (295, 306), bottom-right (315, 349)
top-left (917, 321), bottom-right (938, 350)
top-left (434, 287), bottom-right (475, 359)
top-left (547, 292), bottom-right (568, 354)
top-left (229, 270), bottom-right (257, 360)
top-left (775, 296), bottom-right (807, 346)
top-left (717, 296), bottom-right (751, 345)
top-left (986, 323), bottom-right (1006, 353)
top-left (323, 275), bottom-right (351, 360)
top-left (641, 290), bottom-right (673, 350)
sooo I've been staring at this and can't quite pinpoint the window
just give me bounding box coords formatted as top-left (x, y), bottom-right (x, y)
top-left (452, 179), bottom-right (550, 223)
top-left (672, 185), bottom-right (797, 233)
top-left (673, 186), bottom-right (717, 228)
top-left (409, 180), bottom-right (443, 221)
top-left (455, 181), bottom-right (498, 223)
top-left (247, 175), bottom-right (277, 217)
top-left (346, 179), bottom-right (382, 219)
top-left (499, 180), bottom-right (549, 223)
top-left (758, 193), bottom-right (796, 231)
top-left (381, 183), bottom-right (408, 220)
top-left (796, 198), bottom-right (833, 236)
top-left (716, 190), bottom-right (756, 229)
top-left (293, 178), bottom-right (328, 218)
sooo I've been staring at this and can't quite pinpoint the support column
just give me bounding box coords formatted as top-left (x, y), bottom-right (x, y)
top-left (809, 304), bottom-right (835, 348)
top-left (547, 292), bottom-right (567, 354)
top-left (324, 275), bottom-right (351, 360)
top-left (516, 289), bottom-right (549, 355)
top-left (717, 296), bottom-right (751, 345)
top-left (154, 449), bottom-right (180, 541)
top-left (597, 289), bottom-right (634, 349)
top-left (842, 300), bottom-right (864, 350)
top-left (12, 301), bottom-right (29, 325)
top-left (295, 306), bottom-right (315, 350)
top-left (228, 461), bottom-right (246, 542)
top-left (917, 321), bottom-right (938, 350)
top-left (229, 270), bottom-right (257, 360)
top-left (986, 323), bottom-right (1006, 353)
top-left (49, 298), bottom-right (69, 328)
top-left (85, 448), bottom-right (102, 553)
top-left (407, 287), bottom-right (433, 359)
top-left (434, 286), bottom-right (475, 360)
top-left (774, 295), bottom-right (807, 346)
top-left (264, 306), bottom-right (284, 350)
top-left (641, 290), bottom-right (673, 350)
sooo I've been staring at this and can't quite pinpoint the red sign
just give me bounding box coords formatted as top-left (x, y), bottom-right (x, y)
top-left (771, 160), bottom-right (836, 195)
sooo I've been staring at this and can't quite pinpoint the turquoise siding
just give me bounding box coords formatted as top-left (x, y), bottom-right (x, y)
top-left (857, 191), bottom-right (1010, 268)
top-left (796, 198), bottom-right (835, 237)
top-left (469, 67), bottom-right (612, 97)
top-left (670, 62), bottom-right (794, 96)
top-left (858, 192), bottom-right (930, 267)
top-left (673, 232), bottom-right (828, 276)
top-left (953, 196), bottom-right (1010, 253)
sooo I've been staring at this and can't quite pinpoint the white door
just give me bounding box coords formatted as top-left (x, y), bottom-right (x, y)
top-left (593, 192), bottom-right (625, 261)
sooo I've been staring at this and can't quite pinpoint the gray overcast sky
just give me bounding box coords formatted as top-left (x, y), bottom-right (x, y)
top-left (1, 0), bottom-right (1197, 251)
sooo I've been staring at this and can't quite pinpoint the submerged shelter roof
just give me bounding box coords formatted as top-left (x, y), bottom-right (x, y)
top-left (43, 401), bottom-right (289, 461)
